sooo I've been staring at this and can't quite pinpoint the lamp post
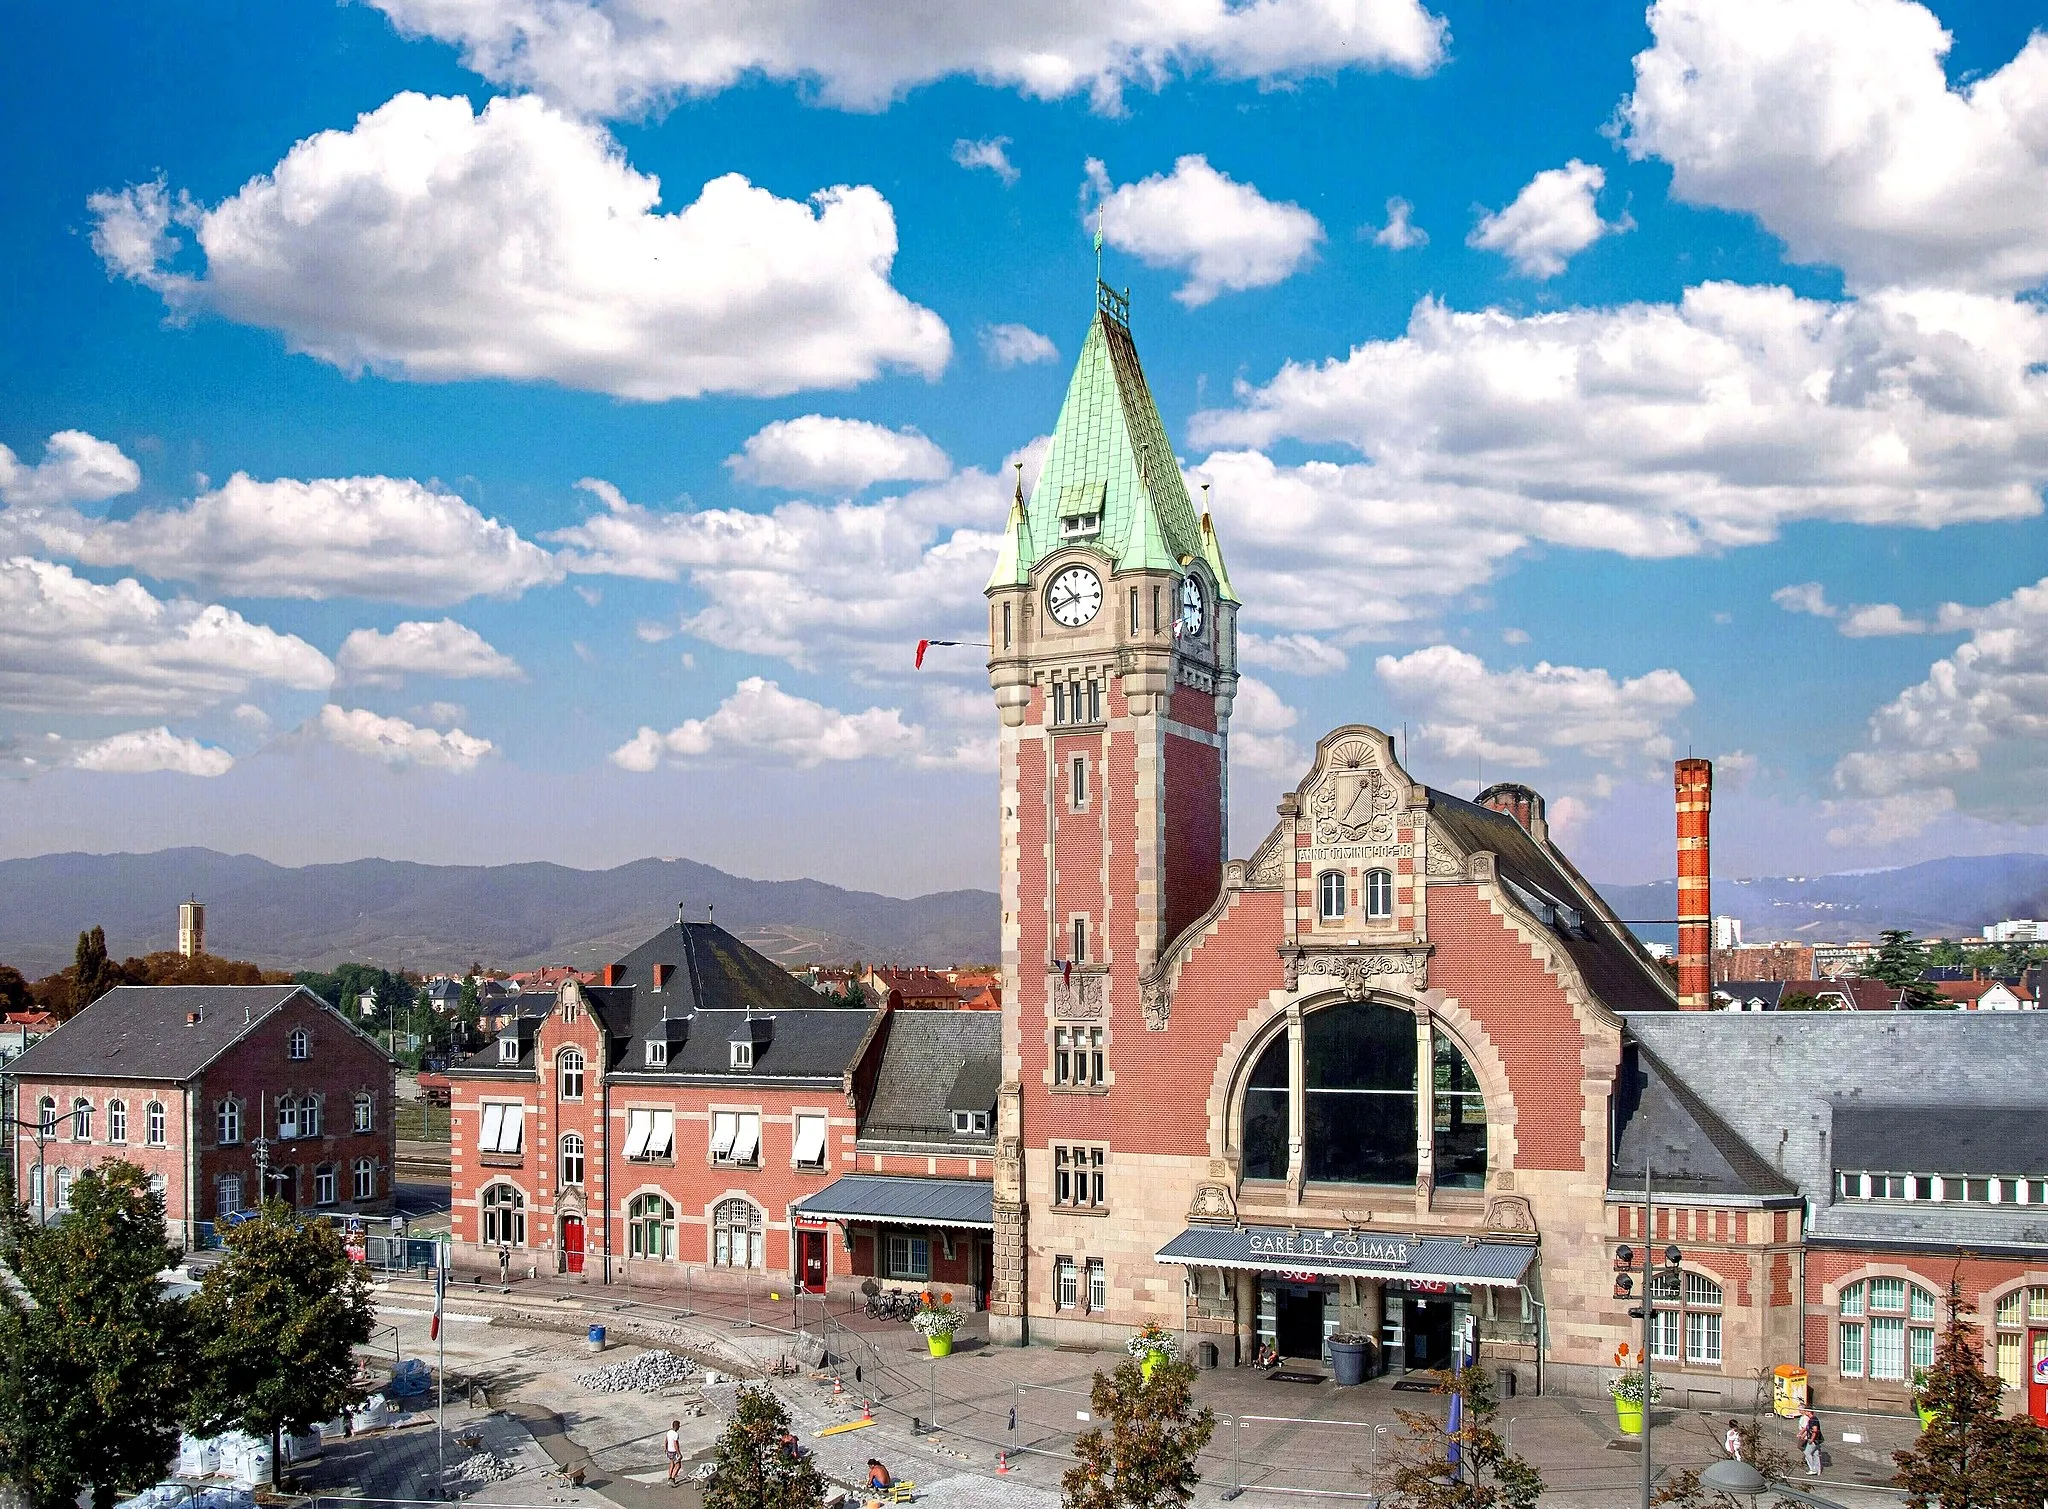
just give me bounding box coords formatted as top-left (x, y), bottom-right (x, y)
top-left (0, 1108), bottom-right (60, 1227)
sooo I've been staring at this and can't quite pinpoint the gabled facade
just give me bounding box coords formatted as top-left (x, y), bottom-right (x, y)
top-left (6, 984), bottom-right (396, 1245)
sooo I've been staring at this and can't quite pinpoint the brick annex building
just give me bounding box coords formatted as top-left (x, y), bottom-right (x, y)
top-left (445, 285), bottom-right (2048, 1422)
top-left (7, 984), bottom-right (398, 1244)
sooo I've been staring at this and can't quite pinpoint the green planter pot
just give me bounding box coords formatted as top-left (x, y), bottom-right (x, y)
top-left (1915, 1400), bottom-right (1937, 1429)
top-left (1141, 1349), bottom-right (1167, 1383)
top-left (926, 1332), bottom-right (954, 1358)
top-left (1614, 1397), bottom-right (1645, 1435)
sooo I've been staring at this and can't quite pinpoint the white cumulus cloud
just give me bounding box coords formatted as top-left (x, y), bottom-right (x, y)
top-left (981, 324), bottom-right (1059, 369)
top-left (952, 137), bottom-right (1018, 185)
top-left (1238, 631), bottom-right (1349, 675)
top-left (70, 726), bottom-right (235, 777)
top-left (1374, 645), bottom-right (1694, 768)
top-left (726, 415), bottom-right (951, 492)
top-left (1087, 156), bottom-right (1324, 306)
top-left (1230, 675), bottom-right (1307, 775)
top-left (613, 676), bottom-right (941, 770)
top-left (1623, 0), bottom-right (2048, 294)
top-left (0, 557), bottom-right (333, 717)
top-left (1467, 160), bottom-right (1627, 278)
top-left (0, 431), bottom-right (140, 507)
top-left (336, 620), bottom-right (524, 686)
top-left (368, 0), bottom-right (1447, 117)
top-left (1371, 197), bottom-right (1428, 251)
top-left (1774, 580), bottom-right (1980, 636)
top-left (0, 472), bottom-right (559, 605)
top-left (89, 92), bottom-right (949, 402)
top-left (312, 704), bottom-right (493, 771)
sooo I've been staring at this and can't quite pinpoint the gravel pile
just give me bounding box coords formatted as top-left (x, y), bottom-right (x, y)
top-left (575, 1350), bottom-right (700, 1393)
top-left (454, 1452), bottom-right (518, 1484)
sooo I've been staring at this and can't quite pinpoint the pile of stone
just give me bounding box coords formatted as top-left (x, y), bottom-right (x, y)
top-left (454, 1451), bottom-right (518, 1484)
top-left (574, 1350), bottom-right (699, 1393)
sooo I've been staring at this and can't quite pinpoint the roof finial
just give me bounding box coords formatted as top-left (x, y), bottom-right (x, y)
top-left (1014, 460), bottom-right (1024, 506)
top-left (1094, 202), bottom-right (1104, 286)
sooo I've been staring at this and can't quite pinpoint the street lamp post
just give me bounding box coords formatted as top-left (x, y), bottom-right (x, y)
top-left (0, 1108), bottom-right (60, 1227)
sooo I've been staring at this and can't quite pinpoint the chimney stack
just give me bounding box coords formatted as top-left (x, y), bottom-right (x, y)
top-left (1476, 782), bottom-right (1547, 843)
top-left (676, 900), bottom-right (686, 928)
top-left (1675, 758), bottom-right (1713, 1010)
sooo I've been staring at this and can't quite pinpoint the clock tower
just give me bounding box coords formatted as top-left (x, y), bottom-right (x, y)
top-left (985, 282), bottom-right (1239, 1339)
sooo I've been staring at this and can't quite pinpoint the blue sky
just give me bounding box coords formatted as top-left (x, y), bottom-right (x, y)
top-left (4, 0), bottom-right (2048, 898)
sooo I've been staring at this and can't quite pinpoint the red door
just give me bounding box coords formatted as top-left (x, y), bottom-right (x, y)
top-left (2029, 1331), bottom-right (2048, 1425)
top-left (800, 1230), bottom-right (826, 1293)
top-left (562, 1216), bottom-right (585, 1275)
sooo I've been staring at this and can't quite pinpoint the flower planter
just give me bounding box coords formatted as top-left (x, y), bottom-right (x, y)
top-left (927, 1332), bottom-right (954, 1358)
top-left (1915, 1401), bottom-right (1937, 1429)
top-left (1329, 1340), bottom-right (1369, 1387)
top-left (1140, 1349), bottom-right (1167, 1383)
top-left (1614, 1398), bottom-right (1645, 1435)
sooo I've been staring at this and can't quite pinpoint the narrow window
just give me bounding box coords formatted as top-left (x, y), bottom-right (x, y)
top-left (288, 1027), bottom-right (310, 1061)
top-left (354, 1093), bottom-right (375, 1132)
top-left (1071, 755), bottom-right (1088, 809)
top-left (108, 1099), bottom-right (128, 1143)
top-left (1129, 588), bottom-right (1139, 634)
top-left (314, 1165), bottom-right (337, 1206)
top-left (1002, 601), bottom-right (1012, 649)
top-left (217, 1099), bottom-right (241, 1146)
top-left (1073, 917), bottom-right (1088, 964)
top-left (72, 1098), bottom-right (92, 1141)
top-left (146, 1101), bottom-right (166, 1146)
top-left (1087, 1258), bottom-right (1107, 1313)
top-left (1088, 679), bottom-right (1102, 722)
top-left (353, 1159), bottom-right (376, 1201)
top-left (1151, 586), bottom-right (1161, 631)
top-left (1051, 683), bottom-right (1066, 726)
top-left (1318, 871), bottom-right (1346, 921)
top-left (560, 1133), bottom-right (585, 1186)
top-left (1365, 868), bottom-right (1395, 920)
top-left (1055, 1256), bottom-right (1078, 1310)
top-left (793, 1113), bottom-right (828, 1169)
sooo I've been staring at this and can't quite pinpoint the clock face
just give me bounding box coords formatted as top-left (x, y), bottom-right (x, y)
top-left (1047, 566), bottom-right (1103, 628)
top-left (1179, 575), bottom-right (1205, 637)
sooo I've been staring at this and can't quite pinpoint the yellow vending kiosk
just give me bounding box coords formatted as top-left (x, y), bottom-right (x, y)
top-left (1773, 1364), bottom-right (1809, 1417)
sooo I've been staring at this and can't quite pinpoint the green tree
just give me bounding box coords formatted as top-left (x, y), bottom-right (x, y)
top-left (0, 1163), bottom-right (189, 1509)
top-left (65, 928), bottom-right (117, 1020)
top-left (1778, 990), bottom-right (1833, 1011)
top-left (186, 1203), bottom-right (375, 1488)
top-left (1869, 930), bottom-right (1946, 1009)
top-left (1891, 1282), bottom-right (2042, 1509)
top-left (1381, 1366), bottom-right (1543, 1509)
top-left (1927, 939), bottom-right (1966, 968)
top-left (0, 966), bottom-right (27, 1015)
top-left (701, 1385), bottom-right (825, 1509)
top-left (1063, 1353), bottom-right (1216, 1509)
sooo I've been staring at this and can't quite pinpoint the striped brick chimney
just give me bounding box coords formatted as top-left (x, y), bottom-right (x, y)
top-left (1675, 758), bottom-right (1713, 1010)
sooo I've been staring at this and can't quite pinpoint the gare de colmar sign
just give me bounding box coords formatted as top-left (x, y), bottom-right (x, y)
top-left (1246, 1228), bottom-right (1412, 1266)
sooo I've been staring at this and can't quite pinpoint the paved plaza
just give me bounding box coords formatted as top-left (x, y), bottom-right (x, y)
top-left (338, 1272), bottom-right (1925, 1509)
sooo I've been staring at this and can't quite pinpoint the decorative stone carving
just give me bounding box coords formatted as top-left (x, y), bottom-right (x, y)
top-left (1245, 828), bottom-right (1289, 889)
top-left (1187, 1182), bottom-right (1236, 1224)
top-left (1140, 973), bottom-right (1172, 1031)
top-left (994, 1136), bottom-right (1024, 1203)
top-left (1426, 842), bottom-right (1466, 879)
top-left (1484, 1195), bottom-right (1537, 1234)
top-left (1050, 969), bottom-right (1105, 1018)
top-left (1285, 949), bottom-right (1429, 996)
top-left (1310, 740), bottom-right (1401, 847)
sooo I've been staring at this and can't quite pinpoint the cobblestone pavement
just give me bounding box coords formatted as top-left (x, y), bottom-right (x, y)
top-left (360, 1274), bottom-right (1920, 1509)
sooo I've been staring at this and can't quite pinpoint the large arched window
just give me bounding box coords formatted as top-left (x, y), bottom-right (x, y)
top-left (217, 1098), bottom-right (242, 1146)
top-left (481, 1184), bottom-right (526, 1246)
top-left (558, 1048), bottom-right (585, 1101)
top-left (630, 1193), bottom-right (674, 1258)
top-left (145, 1101), bottom-right (167, 1146)
top-left (1238, 1003), bottom-right (1490, 1190)
top-left (1317, 871), bottom-right (1346, 921)
top-left (1838, 1278), bottom-right (1937, 1381)
top-left (712, 1198), bottom-right (763, 1269)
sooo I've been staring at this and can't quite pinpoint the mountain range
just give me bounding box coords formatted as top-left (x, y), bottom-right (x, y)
top-left (0, 849), bottom-right (998, 978)
top-left (3, 847), bottom-right (2042, 981)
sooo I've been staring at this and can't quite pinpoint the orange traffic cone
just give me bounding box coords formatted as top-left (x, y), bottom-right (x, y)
top-left (833, 1375), bottom-right (844, 1396)
top-left (996, 1452), bottom-right (1012, 1475)
top-left (863, 1399), bottom-right (873, 1422)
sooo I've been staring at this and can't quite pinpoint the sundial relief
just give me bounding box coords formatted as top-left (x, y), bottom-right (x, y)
top-left (1304, 740), bottom-right (1409, 867)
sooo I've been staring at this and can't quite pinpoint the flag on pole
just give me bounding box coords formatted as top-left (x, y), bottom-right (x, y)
top-left (430, 1262), bottom-right (444, 1341)
top-left (1062, 959), bottom-right (1073, 986)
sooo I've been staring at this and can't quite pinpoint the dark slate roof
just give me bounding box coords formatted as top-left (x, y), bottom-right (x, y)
top-left (1627, 1012), bottom-right (2048, 1250)
top-left (1713, 981), bottom-right (1787, 1010)
top-left (1610, 1044), bottom-right (1798, 1200)
top-left (1427, 789), bottom-right (1674, 1014)
top-left (860, 1013), bottom-right (1001, 1148)
top-left (794, 1174), bottom-right (994, 1228)
top-left (625, 1008), bottom-right (879, 1081)
top-left (1832, 1104), bottom-right (2048, 1175)
top-left (6, 985), bottom-right (319, 1082)
top-left (608, 921), bottom-right (822, 1017)
top-left (1156, 1227), bottom-right (1536, 1285)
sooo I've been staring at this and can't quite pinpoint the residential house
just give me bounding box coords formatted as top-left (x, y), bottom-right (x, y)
top-left (863, 967), bottom-right (966, 1011)
top-left (1712, 981), bottom-right (1786, 1012)
top-left (1932, 979), bottom-right (2036, 1011)
top-left (5, 984), bottom-right (397, 1245)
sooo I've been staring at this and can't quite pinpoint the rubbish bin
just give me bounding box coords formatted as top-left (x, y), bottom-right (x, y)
top-left (1196, 1341), bottom-right (1219, 1370)
top-left (1330, 1338), bottom-right (1369, 1386)
top-left (587, 1325), bottom-right (607, 1354)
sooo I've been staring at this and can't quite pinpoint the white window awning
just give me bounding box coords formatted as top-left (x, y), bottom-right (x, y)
top-left (793, 1116), bottom-right (827, 1166)
top-left (646, 1110), bottom-right (675, 1158)
top-left (710, 1111), bottom-right (738, 1159)
top-left (498, 1107), bottom-right (523, 1154)
top-left (479, 1103), bottom-right (505, 1152)
top-left (622, 1109), bottom-right (652, 1160)
top-left (731, 1113), bottom-right (760, 1163)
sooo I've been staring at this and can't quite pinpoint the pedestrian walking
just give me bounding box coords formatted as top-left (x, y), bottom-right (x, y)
top-left (666, 1420), bottom-right (682, 1485)
top-left (1799, 1408), bottom-right (1823, 1477)
top-left (1725, 1420), bottom-right (1743, 1459)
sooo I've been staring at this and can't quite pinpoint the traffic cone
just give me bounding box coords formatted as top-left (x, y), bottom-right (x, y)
top-left (833, 1375), bottom-right (844, 1397)
top-left (996, 1452), bottom-right (1012, 1475)
top-left (863, 1399), bottom-right (873, 1422)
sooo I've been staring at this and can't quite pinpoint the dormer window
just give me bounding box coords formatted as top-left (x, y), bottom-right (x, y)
top-left (1060, 511), bottom-right (1101, 538)
top-left (953, 1110), bottom-right (990, 1136)
top-left (730, 1040), bottom-right (753, 1069)
top-left (497, 1037), bottom-right (519, 1065)
top-left (647, 1040), bottom-right (668, 1067)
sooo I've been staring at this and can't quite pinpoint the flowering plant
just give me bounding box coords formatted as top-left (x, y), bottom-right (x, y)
top-left (911, 1292), bottom-right (962, 1339)
top-left (1126, 1320), bottom-right (1177, 1359)
top-left (1606, 1342), bottom-right (1664, 1404)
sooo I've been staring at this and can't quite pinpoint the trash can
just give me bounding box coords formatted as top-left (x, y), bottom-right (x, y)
top-left (1329, 1338), bottom-right (1369, 1386)
top-left (1196, 1341), bottom-right (1219, 1370)
top-left (587, 1325), bottom-right (607, 1354)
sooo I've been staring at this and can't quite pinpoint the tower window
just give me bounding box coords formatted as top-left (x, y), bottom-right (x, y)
top-left (1051, 683), bottom-right (1066, 725)
top-left (1365, 869), bottom-right (1395, 920)
top-left (1318, 871), bottom-right (1346, 921)
top-left (1071, 755), bottom-right (1088, 810)
top-left (1073, 917), bottom-right (1088, 964)
top-left (1003, 602), bottom-right (1012, 650)
top-left (1152, 586), bottom-right (1161, 631)
top-left (1088, 679), bottom-right (1102, 721)
top-left (1129, 588), bottom-right (1139, 633)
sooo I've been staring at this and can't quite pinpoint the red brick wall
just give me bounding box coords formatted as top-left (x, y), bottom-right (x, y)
top-left (1163, 731), bottom-right (1223, 948)
top-left (14, 1074), bottom-right (192, 1235)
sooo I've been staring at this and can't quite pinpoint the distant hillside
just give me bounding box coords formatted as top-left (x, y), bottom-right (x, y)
top-left (0, 849), bottom-right (998, 977)
top-left (1596, 853), bottom-right (2048, 947)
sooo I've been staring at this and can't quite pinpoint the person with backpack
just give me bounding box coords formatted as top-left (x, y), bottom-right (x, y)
top-left (1798, 1408), bottom-right (1823, 1477)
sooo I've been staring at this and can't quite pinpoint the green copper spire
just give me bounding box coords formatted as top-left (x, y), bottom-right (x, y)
top-left (989, 284), bottom-right (1219, 592)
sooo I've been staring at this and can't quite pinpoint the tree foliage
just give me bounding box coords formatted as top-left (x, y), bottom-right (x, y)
top-left (295, 964), bottom-right (412, 1023)
top-left (1869, 931), bottom-right (1947, 1009)
top-left (186, 1203), bottom-right (375, 1487)
top-left (0, 967), bottom-right (27, 1016)
top-left (701, 1385), bottom-right (825, 1509)
top-left (1381, 1366), bottom-right (1543, 1509)
top-left (1777, 990), bottom-right (1833, 1012)
top-left (1893, 1284), bottom-right (2048, 1509)
top-left (0, 1163), bottom-right (189, 1509)
top-left (1063, 1353), bottom-right (1216, 1509)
